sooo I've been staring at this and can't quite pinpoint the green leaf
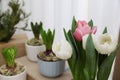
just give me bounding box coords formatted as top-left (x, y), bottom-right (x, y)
top-left (88, 19), bottom-right (93, 28)
top-left (40, 28), bottom-right (55, 50)
top-left (31, 22), bottom-right (42, 40)
top-left (2, 47), bottom-right (17, 68)
top-left (71, 16), bottom-right (77, 33)
top-left (63, 29), bottom-right (77, 79)
top-left (98, 54), bottom-right (107, 68)
top-left (85, 34), bottom-right (97, 80)
top-left (102, 27), bottom-right (107, 34)
top-left (64, 28), bottom-right (86, 80)
top-left (83, 68), bottom-right (90, 80)
top-left (97, 45), bottom-right (120, 80)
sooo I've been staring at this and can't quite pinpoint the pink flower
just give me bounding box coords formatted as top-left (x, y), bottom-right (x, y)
top-left (73, 20), bottom-right (97, 41)
top-left (73, 20), bottom-right (90, 41)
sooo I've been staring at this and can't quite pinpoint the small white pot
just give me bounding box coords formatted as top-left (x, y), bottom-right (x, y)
top-left (0, 66), bottom-right (27, 80)
top-left (38, 59), bottom-right (65, 77)
top-left (25, 43), bottom-right (46, 62)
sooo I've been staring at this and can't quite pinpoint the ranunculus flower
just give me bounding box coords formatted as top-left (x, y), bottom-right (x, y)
top-left (52, 40), bottom-right (72, 60)
top-left (73, 20), bottom-right (97, 41)
top-left (93, 33), bottom-right (117, 55)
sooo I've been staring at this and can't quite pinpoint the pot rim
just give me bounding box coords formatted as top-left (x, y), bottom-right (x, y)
top-left (0, 63), bottom-right (27, 78)
top-left (25, 42), bottom-right (45, 47)
top-left (37, 54), bottom-right (64, 62)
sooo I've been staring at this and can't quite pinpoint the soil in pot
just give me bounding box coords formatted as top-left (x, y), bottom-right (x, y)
top-left (37, 50), bottom-right (61, 62)
top-left (27, 38), bottom-right (43, 46)
top-left (0, 63), bottom-right (25, 76)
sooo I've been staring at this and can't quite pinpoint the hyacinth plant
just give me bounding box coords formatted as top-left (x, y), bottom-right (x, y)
top-left (1, 47), bottom-right (17, 68)
top-left (40, 27), bottom-right (55, 52)
top-left (38, 26), bottom-right (60, 61)
top-left (52, 17), bottom-right (119, 80)
top-left (0, 0), bottom-right (29, 42)
top-left (27, 22), bottom-right (43, 46)
top-left (1, 47), bottom-right (25, 76)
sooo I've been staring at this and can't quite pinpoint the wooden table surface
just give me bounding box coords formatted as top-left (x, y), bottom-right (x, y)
top-left (16, 56), bottom-right (73, 80)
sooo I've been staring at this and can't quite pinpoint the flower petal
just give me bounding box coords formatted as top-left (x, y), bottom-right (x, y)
top-left (73, 28), bottom-right (83, 41)
top-left (52, 40), bottom-right (72, 60)
top-left (93, 33), bottom-right (117, 55)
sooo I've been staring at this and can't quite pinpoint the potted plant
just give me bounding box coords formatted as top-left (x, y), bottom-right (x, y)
top-left (37, 27), bottom-right (65, 77)
top-left (54, 17), bottom-right (119, 80)
top-left (25, 22), bottom-right (46, 62)
top-left (0, 47), bottom-right (26, 80)
top-left (0, 0), bottom-right (29, 42)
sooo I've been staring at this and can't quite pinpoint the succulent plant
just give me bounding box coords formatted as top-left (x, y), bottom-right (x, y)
top-left (27, 22), bottom-right (43, 46)
top-left (0, 0), bottom-right (29, 42)
top-left (2, 47), bottom-right (17, 68)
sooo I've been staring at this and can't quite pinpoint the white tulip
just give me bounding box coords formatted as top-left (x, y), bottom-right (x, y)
top-left (52, 40), bottom-right (72, 60)
top-left (93, 33), bottom-right (117, 55)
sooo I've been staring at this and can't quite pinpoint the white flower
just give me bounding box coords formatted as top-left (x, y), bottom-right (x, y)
top-left (93, 33), bottom-right (117, 55)
top-left (52, 40), bottom-right (72, 60)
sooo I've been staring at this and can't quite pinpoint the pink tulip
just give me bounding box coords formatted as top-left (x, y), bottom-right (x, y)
top-left (73, 20), bottom-right (97, 41)
top-left (73, 28), bottom-right (83, 41)
top-left (77, 20), bottom-right (88, 27)
top-left (74, 20), bottom-right (91, 41)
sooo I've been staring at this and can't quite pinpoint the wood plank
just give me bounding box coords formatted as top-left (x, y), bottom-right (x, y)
top-left (16, 56), bottom-right (73, 80)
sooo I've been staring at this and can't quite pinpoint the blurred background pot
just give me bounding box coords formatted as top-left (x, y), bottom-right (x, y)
top-left (25, 43), bottom-right (46, 62)
top-left (25, 22), bottom-right (46, 62)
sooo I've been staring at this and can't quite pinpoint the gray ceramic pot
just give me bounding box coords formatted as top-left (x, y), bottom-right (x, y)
top-left (38, 59), bottom-right (65, 77)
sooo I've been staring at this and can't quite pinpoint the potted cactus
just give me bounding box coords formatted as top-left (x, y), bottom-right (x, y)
top-left (0, 47), bottom-right (26, 80)
top-left (0, 0), bottom-right (29, 42)
top-left (25, 22), bottom-right (46, 62)
top-left (37, 27), bottom-right (65, 77)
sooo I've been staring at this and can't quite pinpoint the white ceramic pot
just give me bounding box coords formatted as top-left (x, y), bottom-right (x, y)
top-left (38, 59), bottom-right (65, 77)
top-left (25, 43), bottom-right (46, 62)
top-left (0, 66), bottom-right (27, 80)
